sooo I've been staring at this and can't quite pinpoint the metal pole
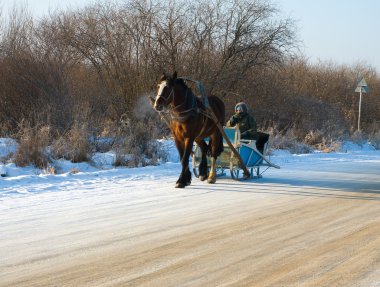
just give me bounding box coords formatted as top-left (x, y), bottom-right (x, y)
top-left (358, 88), bottom-right (362, 132)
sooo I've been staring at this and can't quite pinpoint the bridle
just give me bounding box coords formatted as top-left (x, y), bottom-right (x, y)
top-left (156, 81), bottom-right (175, 106)
top-left (153, 77), bottom-right (215, 136)
top-left (155, 79), bottom-right (198, 122)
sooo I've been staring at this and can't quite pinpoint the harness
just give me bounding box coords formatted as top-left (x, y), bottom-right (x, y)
top-left (156, 79), bottom-right (215, 134)
top-left (169, 88), bottom-right (198, 122)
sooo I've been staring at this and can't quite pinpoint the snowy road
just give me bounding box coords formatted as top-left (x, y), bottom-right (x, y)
top-left (1, 151), bottom-right (380, 286)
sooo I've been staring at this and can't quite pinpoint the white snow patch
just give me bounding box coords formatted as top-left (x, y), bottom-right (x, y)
top-left (0, 138), bottom-right (18, 159)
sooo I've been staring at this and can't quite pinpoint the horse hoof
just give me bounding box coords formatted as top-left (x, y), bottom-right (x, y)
top-left (207, 178), bottom-right (216, 184)
top-left (199, 176), bottom-right (207, 181)
top-left (175, 183), bottom-right (185, 188)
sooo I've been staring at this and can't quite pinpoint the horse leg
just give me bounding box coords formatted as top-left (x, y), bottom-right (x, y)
top-left (207, 157), bottom-right (217, 184)
top-left (176, 138), bottom-right (193, 188)
top-left (207, 132), bottom-right (223, 184)
top-left (184, 165), bottom-right (191, 186)
top-left (183, 138), bottom-right (193, 186)
top-left (195, 139), bottom-right (208, 181)
top-left (174, 138), bottom-right (185, 187)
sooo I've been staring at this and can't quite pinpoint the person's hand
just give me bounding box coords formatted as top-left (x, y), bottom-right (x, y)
top-left (229, 115), bottom-right (237, 126)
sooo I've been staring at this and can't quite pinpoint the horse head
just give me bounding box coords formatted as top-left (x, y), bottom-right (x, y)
top-left (154, 71), bottom-right (177, 111)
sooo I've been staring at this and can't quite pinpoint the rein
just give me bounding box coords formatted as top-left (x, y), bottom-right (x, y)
top-left (163, 83), bottom-right (198, 123)
top-left (155, 78), bottom-right (216, 133)
top-left (171, 88), bottom-right (215, 136)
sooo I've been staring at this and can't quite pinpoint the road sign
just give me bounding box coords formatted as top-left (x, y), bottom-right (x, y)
top-left (354, 77), bottom-right (369, 131)
top-left (355, 78), bottom-right (369, 93)
top-left (355, 86), bottom-right (369, 93)
top-left (357, 78), bottom-right (367, 87)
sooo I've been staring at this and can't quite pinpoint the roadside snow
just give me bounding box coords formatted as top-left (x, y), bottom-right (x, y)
top-left (0, 138), bottom-right (379, 200)
top-left (0, 138), bottom-right (17, 159)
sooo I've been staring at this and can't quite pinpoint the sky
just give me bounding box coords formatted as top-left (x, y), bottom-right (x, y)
top-left (0, 0), bottom-right (88, 16)
top-left (275, 0), bottom-right (380, 71)
top-left (1, 0), bottom-right (379, 72)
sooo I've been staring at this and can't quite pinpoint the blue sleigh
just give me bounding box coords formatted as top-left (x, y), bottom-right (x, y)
top-left (192, 127), bottom-right (280, 179)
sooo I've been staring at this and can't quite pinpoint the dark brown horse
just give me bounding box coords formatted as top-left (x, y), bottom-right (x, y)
top-left (154, 72), bottom-right (225, 188)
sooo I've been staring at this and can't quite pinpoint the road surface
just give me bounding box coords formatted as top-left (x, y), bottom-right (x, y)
top-left (1, 159), bottom-right (379, 286)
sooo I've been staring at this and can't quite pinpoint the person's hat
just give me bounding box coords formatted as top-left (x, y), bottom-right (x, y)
top-left (235, 102), bottom-right (248, 113)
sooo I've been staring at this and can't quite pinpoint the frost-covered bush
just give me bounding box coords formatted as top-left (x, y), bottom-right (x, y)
top-left (51, 123), bottom-right (93, 163)
top-left (269, 128), bottom-right (312, 154)
top-left (13, 122), bottom-right (51, 168)
top-left (369, 131), bottom-right (380, 149)
top-left (0, 138), bottom-right (18, 162)
top-left (350, 131), bottom-right (366, 146)
top-left (112, 111), bottom-right (168, 167)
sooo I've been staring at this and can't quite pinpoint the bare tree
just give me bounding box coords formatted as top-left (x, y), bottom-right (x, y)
top-left (4, 0), bottom-right (378, 148)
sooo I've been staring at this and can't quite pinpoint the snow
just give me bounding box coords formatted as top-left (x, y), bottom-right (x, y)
top-left (0, 138), bottom-right (379, 285)
top-left (1, 137), bottom-right (379, 200)
top-left (0, 138), bottom-right (18, 158)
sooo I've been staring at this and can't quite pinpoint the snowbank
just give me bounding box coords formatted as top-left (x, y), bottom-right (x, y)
top-left (0, 137), bottom-right (379, 190)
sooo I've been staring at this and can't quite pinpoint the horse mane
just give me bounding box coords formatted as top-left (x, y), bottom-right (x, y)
top-left (174, 78), bottom-right (188, 89)
top-left (175, 78), bottom-right (197, 101)
top-left (175, 77), bottom-right (210, 110)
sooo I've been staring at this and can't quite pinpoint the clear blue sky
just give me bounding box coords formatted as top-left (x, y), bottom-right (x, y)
top-left (0, 0), bottom-right (89, 16)
top-left (1, 0), bottom-right (379, 72)
top-left (276, 0), bottom-right (380, 71)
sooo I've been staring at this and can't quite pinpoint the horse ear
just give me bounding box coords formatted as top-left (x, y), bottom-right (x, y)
top-left (172, 71), bottom-right (177, 80)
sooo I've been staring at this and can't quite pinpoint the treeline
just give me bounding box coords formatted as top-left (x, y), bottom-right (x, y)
top-left (0, 0), bottom-right (379, 166)
top-left (245, 58), bottom-right (380, 137)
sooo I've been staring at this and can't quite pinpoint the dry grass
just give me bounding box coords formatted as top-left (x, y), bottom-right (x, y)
top-left (268, 127), bottom-right (312, 154)
top-left (112, 112), bottom-right (167, 167)
top-left (369, 131), bottom-right (380, 149)
top-left (350, 131), bottom-right (366, 146)
top-left (0, 138), bottom-right (17, 163)
top-left (51, 123), bottom-right (93, 163)
top-left (304, 130), bottom-right (329, 150)
top-left (13, 122), bottom-right (51, 168)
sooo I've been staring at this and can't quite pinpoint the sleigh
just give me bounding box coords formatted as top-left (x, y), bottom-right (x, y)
top-left (192, 127), bottom-right (280, 179)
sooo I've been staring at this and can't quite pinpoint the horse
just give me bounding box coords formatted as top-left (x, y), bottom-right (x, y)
top-left (154, 71), bottom-right (225, 188)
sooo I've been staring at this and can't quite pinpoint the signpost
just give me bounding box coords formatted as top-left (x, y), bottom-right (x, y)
top-left (354, 78), bottom-right (369, 131)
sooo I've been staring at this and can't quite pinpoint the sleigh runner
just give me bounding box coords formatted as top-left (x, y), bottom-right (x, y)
top-left (192, 126), bottom-right (280, 179)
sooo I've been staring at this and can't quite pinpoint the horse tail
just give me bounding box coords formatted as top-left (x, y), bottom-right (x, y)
top-left (206, 123), bottom-right (224, 158)
top-left (205, 95), bottom-right (225, 158)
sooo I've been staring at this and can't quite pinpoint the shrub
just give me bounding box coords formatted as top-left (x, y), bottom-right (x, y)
top-left (0, 138), bottom-right (18, 163)
top-left (304, 130), bottom-right (324, 146)
top-left (112, 108), bottom-right (167, 167)
top-left (13, 122), bottom-right (51, 168)
top-left (369, 131), bottom-right (380, 149)
top-left (51, 123), bottom-right (93, 162)
top-left (269, 127), bottom-right (312, 154)
top-left (350, 131), bottom-right (366, 146)
top-left (304, 129), bottom-right (338, 151)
